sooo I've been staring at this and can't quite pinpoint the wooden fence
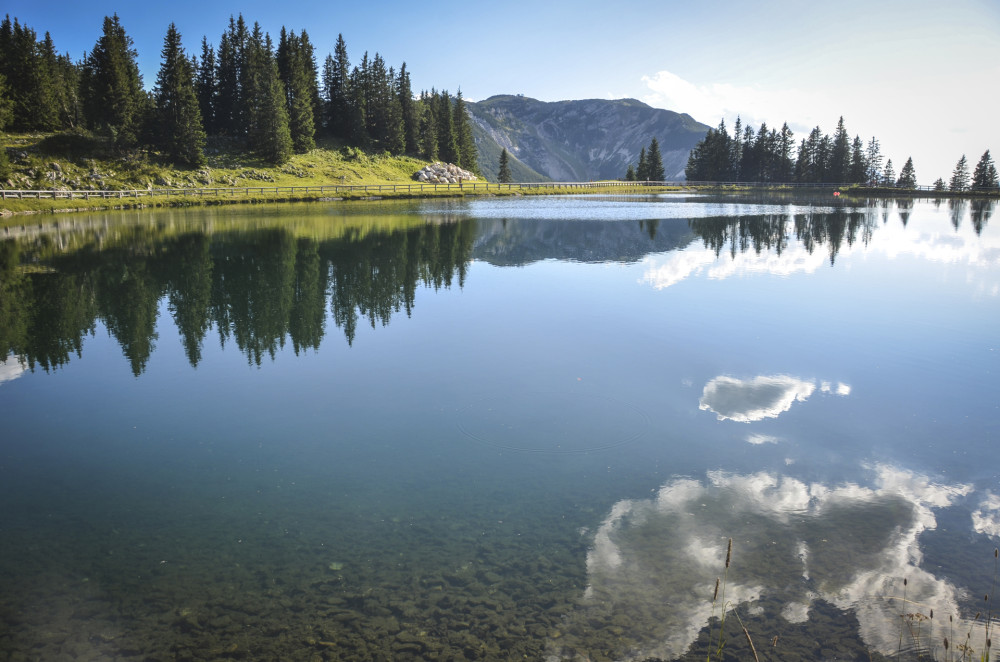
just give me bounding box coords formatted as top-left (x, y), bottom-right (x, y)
top-left (0, 180), bottom-right (664, 200)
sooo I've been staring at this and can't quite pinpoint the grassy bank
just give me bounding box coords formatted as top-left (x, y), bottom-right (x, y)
top-left (1, 132), bottom-right (687, 222)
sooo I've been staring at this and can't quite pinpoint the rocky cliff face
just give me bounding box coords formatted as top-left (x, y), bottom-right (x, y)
top-left (468, 95), bottom-right (710, 182)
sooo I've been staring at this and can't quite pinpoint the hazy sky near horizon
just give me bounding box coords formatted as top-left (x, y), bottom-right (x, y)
top-left (5, 0), bottom-right (998, 182)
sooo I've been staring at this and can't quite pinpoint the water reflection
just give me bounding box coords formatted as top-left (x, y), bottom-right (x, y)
top-left (0, 216), bottom-right (475, 374)
top-left (549, 466), bottom-right (983, 661)
top-left (698, 375), bottom-right (848, 423)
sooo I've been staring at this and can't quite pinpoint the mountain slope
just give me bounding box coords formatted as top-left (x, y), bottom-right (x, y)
top-left (469, 95), bottom-right (710, 182)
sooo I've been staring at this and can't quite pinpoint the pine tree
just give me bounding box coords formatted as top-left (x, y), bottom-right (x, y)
top-left (80, 14), bottom-right (146, 148)
top-left (864, 137), bottom-right (882, 186)
top-left (435, 90), bottom-right (458, 164)
top-left (882, 159), bottom-right (895, 187)
top-left (829, 116), bottom-right (850, 182)
top-left (624, 164), bottom-right (636, 181)
top-left (0, 72), bottom-right (12, 130)
top-left (636, 146), bottom-right (648, 181)
top-left (153, 23), bottom-right (206, 166)
top-left (195, 37), bottom-right (216, 134)
top-left (417, 91), bottom-right (437, 161)
top-left (277, 28), bottom-right (315, 152)
top-left (245, 28), bottom-right (292, 163)
top-left (949, 155), bottom-right (969, 191)
top-left (933, 178), bottom-right (945, 192)
top-left (848, 135), bottom-right (867, 183)
top-left (324, 34), bottom-right (351, 139)
top-left (646, 137), bottom-right (665, 181)
top-left (498, 148), bottom-right (513, 183)
top-left (397, 63), bottom-right (418, 154)
top-left (971, 150), bottom-right (998, 189)
top-left (453, 89), bottom-right (477, 173)
top-left (896, 157), bottom-right (917, 188)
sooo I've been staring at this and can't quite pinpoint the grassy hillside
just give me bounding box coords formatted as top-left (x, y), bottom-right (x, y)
top-left (1, 132), bottom-right (431, 193)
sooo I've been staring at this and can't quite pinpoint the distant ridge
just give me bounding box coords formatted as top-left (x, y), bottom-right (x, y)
top-left (468, 95), bottom-right (710, 182)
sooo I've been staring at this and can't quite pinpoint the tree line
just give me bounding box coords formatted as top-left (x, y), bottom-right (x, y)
top-left (0, 14), bottom-right (479, 171)
top-left (684, 115), bottom-right (997, 191)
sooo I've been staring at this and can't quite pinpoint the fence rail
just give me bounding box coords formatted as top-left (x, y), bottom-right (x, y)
top-left (0, 180), bottom-right (668, 201)
top-left (2, 179), bottom-right (995, 201)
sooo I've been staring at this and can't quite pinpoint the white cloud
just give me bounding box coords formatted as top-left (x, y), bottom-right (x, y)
top-left (699, 375), bottom-right (817, 423)
top-left (0, 355), bottom-right (27, 386)
top-left (547, 466), bottom-right (980, 661)
top-left (746, 433), bottom-right (779, 445)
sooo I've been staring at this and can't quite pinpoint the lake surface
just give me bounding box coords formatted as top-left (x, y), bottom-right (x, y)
top-left (1, 194), bottom-right (998, 661)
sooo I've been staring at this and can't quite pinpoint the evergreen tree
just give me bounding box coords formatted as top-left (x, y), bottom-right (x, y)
top-left (277, 28), bottom-right (315, 152)
top-left (624, 164), bottom-right (636, 181)
top-left (949, 155), bottom-right (969, 191)
top-left (214, 16), bottom-right (248, 136)
top-left (0, 72), bottom-right (13, 130)
top-left (195, 37), bottom-right (216, 134)
top-left (971, 150), bottom-right (998, 189)
top-left (776, 123), bottom-right (795, 182)
top-left (498, 148), bottom-right (513, 183)
top-left (636, 146), bottom-right (648, 181)
top-left (864, 137), bottom-right (882, 186)
top-left (829, 116), bottom-right (850, 182)
top-left (848, 135), bottom-right (867, 183)
top-left (730, 116), bottom-right (743, 180)
top-left (896, 157), bottom-right (917, 188)
top-left (324, 33), bottom-right (351, 139)
top-left (933, 178), bottom-right (945, 192)
top-left (882, 159), bottom-right (895, 187)
top-left (646, 137), bottom-right (665, 181)
top-left (80, 14), bottom-right (145, 148)
top-left (453, 89), bottom-right (477, 173)
top-left (435, 90), bottom-right (458, 163)
top-left (245, 28), bottom-right (292, 163)
top-left (153, 23), bottom-right (206, 166)
top-left (417, 91), bottom-right (437, 161)
top-left (397, 63), bottom-right (419, 154)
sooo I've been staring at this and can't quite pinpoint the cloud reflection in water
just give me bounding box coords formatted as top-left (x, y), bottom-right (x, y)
top-left (548, 466), bottom-right (981, 661)
top-left (699, 374), bottom-right (849, 423)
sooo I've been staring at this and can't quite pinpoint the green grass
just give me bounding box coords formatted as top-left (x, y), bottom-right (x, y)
top-left (0, 131), bottom-right (692, 223)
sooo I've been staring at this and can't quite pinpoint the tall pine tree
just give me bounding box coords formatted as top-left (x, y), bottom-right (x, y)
top-left (81, 14), bottom-right (146, 148)
top-left (453, 89), bottom-right (477, 173)
top-left (153, 23), bottom-right (206, 166)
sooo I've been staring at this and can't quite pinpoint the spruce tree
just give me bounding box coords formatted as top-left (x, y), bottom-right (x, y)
top-left (625, 164), bottom-right (635, 181)
top-left (435, 90), bottom-right (458, 164)
top-left (896, 157), bottom-right (917, 188)
top-left (453, 89), bottom-right (478, 173)
top-left (324, 34), bottom-right (351, 139)
top-left (81, 14), bottom-right (145, 148)
top-left (417, 91), bottom-right (437, 161)
top-left (882, 159), bottom-right (895, 187)
top-left (195, 37), bottom-right (216, 134)
top-left (153, 23), bottom-right (206, 166)
top-left (848, 135), bottom-right (867, 183)
top-left (498, 148), bottom-right (512, 183)
top-left (972, 150), bottom-right (998, 189)
top-left (949, 155), bottom-right (969, 191)
top-left (636, 146), bottom-right (648, 181)
top-left (864, 137), bottom-right (882, 186)
top-left (0, 72), bottom-right (13, 131)
top-left (829, 116), bottom-right (850, 182)
top-left (245, 28), bottom-right (292, 163)
top-left (646, 137), bottom-right (665, 181)
top-left (397, 63), bottom-right (418, 154)
top-left (277, 28), bottom-right (315, 152)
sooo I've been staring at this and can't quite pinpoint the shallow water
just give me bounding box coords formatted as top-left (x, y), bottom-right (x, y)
top-left (1, 194), bottom-right (998, 661)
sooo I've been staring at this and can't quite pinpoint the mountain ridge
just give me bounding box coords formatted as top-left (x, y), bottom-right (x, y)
top-left (468, 95), bottom-right (711, 182)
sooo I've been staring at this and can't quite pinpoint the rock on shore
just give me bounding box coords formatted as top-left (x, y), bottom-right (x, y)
top-left (414, 162), bottom-right (477, 184)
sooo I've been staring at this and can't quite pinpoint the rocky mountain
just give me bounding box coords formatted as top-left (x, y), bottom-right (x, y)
top-left (468, 95), bottom-right (710, 182)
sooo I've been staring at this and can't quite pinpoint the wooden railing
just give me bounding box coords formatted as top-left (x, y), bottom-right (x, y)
top-left (0, 180), bottom-right (671, 200)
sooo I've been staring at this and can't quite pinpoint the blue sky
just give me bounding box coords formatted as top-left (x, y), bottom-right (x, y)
top-left (4, 0), bottom-right (998, 183)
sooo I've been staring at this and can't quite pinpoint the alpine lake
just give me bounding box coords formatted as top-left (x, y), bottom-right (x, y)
top-left (1, 193), bottom-right (998, 662)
